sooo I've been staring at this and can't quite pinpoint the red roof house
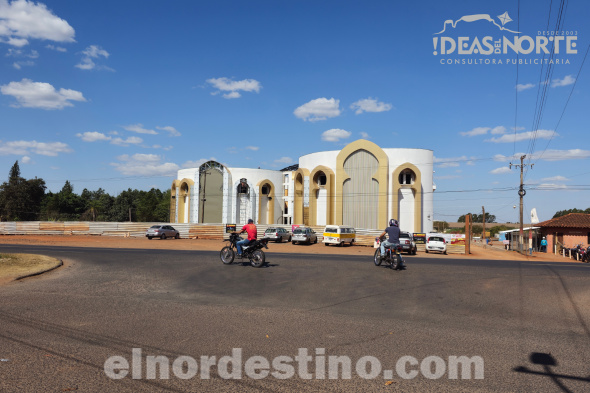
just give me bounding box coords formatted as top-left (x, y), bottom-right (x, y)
top-left (537, 213), bottom-right (590, 252)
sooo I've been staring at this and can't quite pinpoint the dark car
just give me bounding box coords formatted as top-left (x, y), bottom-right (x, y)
top-left (146, 225), bottom-right (180, 240)
top-left (399, 231), bottom-right (417, 254)
top-left (264, 227), bottom-right (291, 243)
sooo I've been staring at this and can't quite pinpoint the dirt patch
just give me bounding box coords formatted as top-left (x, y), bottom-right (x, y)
top-left (0, 253), bottom-right (62, 284)
top-left (0, 234), bottom-right (579, 263)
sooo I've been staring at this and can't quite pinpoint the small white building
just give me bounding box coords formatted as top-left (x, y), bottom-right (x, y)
top-left (171, 139), bottom-right (435, 232)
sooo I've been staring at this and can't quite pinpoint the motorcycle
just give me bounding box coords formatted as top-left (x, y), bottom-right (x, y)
top-left (373, 237), bottom-right (405, 270)
top-left (570, 244), bottom-right (586, 261)
top-left (581, 247), bottom-right (590, 263)
top-left (220, 233), bottom-right (269, 268)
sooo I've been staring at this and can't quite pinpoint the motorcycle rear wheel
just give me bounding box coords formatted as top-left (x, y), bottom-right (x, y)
top-left (373, 249), bottom-right (382, 266)
top-left (250, 250), bottom-right (265, 268)
top-left (220, 246), bottom-right (235, 264)
top-left (390, 254), bottom-right (399, 270)
top-left (250, 250), bottom-right (266, 267)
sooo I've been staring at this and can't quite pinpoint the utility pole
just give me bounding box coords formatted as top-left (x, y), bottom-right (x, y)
top-left (510, 155), bottom-right (533, 253)
top-left (482, 206), bottom-right (486, 245)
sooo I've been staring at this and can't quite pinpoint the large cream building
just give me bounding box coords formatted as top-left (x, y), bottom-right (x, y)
top-left (171, 139), bottom-right (435, 233)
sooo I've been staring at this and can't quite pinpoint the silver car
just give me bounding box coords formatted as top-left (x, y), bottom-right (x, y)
top-left (291, 227), bottom-right (318, 245)
top-left (264, 227), bottom-right (291, 243)
top-left (399, 231), bottom-right (417, 254)
top-left (146, 225), bottom-right (180, 240)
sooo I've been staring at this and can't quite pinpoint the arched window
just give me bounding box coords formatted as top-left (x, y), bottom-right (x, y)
top-left (399, 169), bottom-right (415, 185)
top-left (238, 178), bottom-right (249, 194)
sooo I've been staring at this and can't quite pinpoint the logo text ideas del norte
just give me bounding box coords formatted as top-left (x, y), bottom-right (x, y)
top-left (433, 11), bottom-right (577, 65)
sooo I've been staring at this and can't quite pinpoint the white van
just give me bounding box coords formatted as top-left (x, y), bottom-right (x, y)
top-left (322, 225), bottom-right (356, 246)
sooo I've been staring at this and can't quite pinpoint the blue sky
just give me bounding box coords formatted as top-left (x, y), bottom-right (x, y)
top-left (0, 0), bottom-right (589, 223)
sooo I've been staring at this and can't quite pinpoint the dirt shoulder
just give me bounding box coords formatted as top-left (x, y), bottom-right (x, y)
top-left (0, 234), bottom-right (580, 263)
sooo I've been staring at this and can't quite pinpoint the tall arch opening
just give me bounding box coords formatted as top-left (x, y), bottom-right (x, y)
top-left (257, 180), bottom-right (275, 225)
top-left (336, 140), bottom-right (388, 229)
top-left (342, 150), bottom-right (379, 229)
top-left (199, 161), bottom-right (224, 223)
top-left (178, 182), bottom-right (190, 223)
top-left (236, 178), bottom-right (251, 225)
top-left (294, 172), bottom-right (304, 225)
top-left (392, 164), bottom-right (422, 233)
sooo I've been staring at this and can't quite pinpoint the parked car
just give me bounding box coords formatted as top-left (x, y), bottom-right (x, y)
top-left (264, 227), bottom-right (291, 243)
top-left (399, 231), bottom-right (417, 254)
top-left (291, 227), bottom-right (318, 245)
top-left (146, 225), bottom-right (180, 240)
top-left (425, 236), bottom-right (447, 254)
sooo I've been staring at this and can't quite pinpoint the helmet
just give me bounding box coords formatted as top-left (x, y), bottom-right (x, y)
top-left (248, 219), bottom-right (254, 224)
top-left (389, 219), bottom-right (399, 227)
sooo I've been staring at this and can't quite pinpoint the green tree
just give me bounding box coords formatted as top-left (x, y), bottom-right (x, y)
top-left (108, 189), bottom-right (141, 222)
top-left (553, 208), bottom-right (590, 218)
top-left (0, 161), bottom-right (46, 221)
top-left (57, 181), bottom-right (84, 220)
top-left (489, 225), bottom-right (512, 238)
top-left (433, 221), bottom-right (449, 232)
top-left (458, 213), bottom-right (496, 223)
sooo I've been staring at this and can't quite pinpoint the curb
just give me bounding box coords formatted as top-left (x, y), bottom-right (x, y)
top-left (15, 259), bottom-right (64, 281)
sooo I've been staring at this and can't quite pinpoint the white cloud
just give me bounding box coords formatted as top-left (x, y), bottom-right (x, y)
top-left (110, 136), bottom-right (143, 146)
top-left (123, 123), bottom-right (157, 135)
top-left (434, 156), bottom-right (474, 167)
top-left (111, 154), bottom-right (179, 176)
top-left (12, 60), bottom-right (34, 69)
top-left (516, 83), bottom-right (535, 92)
top-left (76, 131), bottom-right (111, 142)
top-left (490, 167), bottom-right (511, 174)
top-left (360, 132), bottom-right (370, 139)
top-left (494, 149), bottom-right (590, 162)
top-left (321, 128), bottom-right (351, 142)
top-left (512, 126), bottom-right (525, 131)
top-left (0, 78), bottom-right (86, 109)
top-left (181, 158), bottom-right (217, 169)
top-left (438, 162), bottom-right (460, 168)
top-left (542, 175), bottom-right (570, 182)
top-left (460, 127), bottom-right (489, 137)
top-left (274, 157), bottom-right (294, 164)
top-left (45, 44), bottom-right (66, 52)
top-left (156, 126), bottom-right (181, 137)
top-left (5, 48), bottom-right (37, 58)
top-left (350, 98), bottom-right (392, 114)
top-left (21, 155), bottom-right (30, 163)
top-left (294, 97), bottom-right (341, 122)
top-left (536, 183), bottom-right (568, 190)
top-left (486, 129), bottom-right (555, 143)
top-left (493, 153), bottom-right (521, 162)
top-left (223, 91), bottom-right (241, 99)
top-left (75, 45), bottom-right (112, 71)
top-left (245, 146), bottom-right (259, 151)
top-left (491, 126), bottom-right (506, 135)
top-left (206, 77), bottom-right (261, 99)
top-left (76, 131), bottom-right (144, 146)
top-left (534, 149), bottom-right (590, 161)
top-left (0, 140), bottom-right (71, 156)
top-left (551, 75), bottom-right (575, 88)
top-left (0, 0), bottom-right (75, 46)
top-left (434, 175), bottom-right (461, 180)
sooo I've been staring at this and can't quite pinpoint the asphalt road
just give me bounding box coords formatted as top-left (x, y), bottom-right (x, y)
top-left (1, 245), bottom-right (589, 392)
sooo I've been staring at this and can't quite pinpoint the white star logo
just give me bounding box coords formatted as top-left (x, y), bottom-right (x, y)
top-left (497, 11), bottom-right (513, 26)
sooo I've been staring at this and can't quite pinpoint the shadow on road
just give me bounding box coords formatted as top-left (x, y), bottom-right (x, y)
top-left (514, 352), bottom-right (590, 393)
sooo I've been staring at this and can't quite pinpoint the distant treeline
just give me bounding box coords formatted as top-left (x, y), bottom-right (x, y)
top-left (0, 161), bottom-right (170, 222)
